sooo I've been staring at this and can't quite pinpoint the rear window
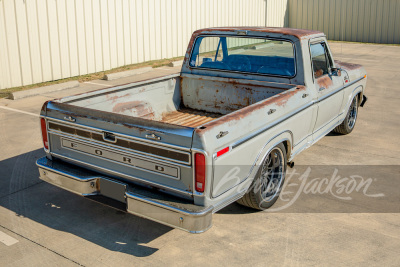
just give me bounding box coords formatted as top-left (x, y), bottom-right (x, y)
top-left (190, 36), bottom-right (296, 77)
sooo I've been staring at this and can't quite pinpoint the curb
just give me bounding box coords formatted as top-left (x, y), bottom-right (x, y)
top-left (167, 60), bottom-right (184, 67)
top-left (11, 81), bottom-right (79, 100)
top-left (103, 67), bottom-right (153, 81)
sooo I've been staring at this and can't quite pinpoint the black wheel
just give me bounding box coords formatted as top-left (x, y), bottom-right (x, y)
top-left (237, 143), bottom-right (287, 210)
top-left (334, 96), bottom-right (358, 135)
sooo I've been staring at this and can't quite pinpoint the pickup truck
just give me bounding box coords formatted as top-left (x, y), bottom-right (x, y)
top-left (37, 27), bottom-right (367, 233)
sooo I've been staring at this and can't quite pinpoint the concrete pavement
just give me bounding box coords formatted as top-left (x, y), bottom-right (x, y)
top-left (0, 43), bottom-right (399, 266)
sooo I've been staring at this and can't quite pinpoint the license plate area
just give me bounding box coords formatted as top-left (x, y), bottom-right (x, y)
top-left (99, 178), bottom-right (127, 203)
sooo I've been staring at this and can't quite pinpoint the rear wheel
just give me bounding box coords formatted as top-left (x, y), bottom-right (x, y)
top-left (334, 96), bottom-right (358, 135)
top-left (237, 143), bottom-right (287, 210)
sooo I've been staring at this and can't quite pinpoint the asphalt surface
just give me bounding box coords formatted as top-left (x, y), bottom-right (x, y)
top-left (0, 43), bottom-right (399, 266)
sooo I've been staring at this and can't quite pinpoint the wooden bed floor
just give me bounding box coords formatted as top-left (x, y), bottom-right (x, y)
top-left (161, 108), bottom-right (223, 127)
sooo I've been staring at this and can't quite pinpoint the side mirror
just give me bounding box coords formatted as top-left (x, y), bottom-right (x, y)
top-left (331, 68), bottom-right (342, 77)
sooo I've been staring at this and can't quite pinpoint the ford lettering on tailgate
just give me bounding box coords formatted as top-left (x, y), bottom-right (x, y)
top-left (61, 138), bottom-right (179, 179)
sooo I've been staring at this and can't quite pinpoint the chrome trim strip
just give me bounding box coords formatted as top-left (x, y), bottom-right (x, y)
top-left (231, 102), bottom-right (312, 149)
top-left (48, 125), bottom-right (191, 165)
top-left (49, 152), bottom-right (194, 197)
top-left (230, 76), bottom-right (365, 150)
top-left (318, 76), bottom-right (365, 103)
top-left (60, 137), bottom-right (181, 180)
top-left (50, 131), bottom-right (191, 169)
top-left (45, 117), bottom-right (192, 152)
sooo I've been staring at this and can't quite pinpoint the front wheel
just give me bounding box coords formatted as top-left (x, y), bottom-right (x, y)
top-left (334, 95), bottom-right (358, 135)
top-left (236, 143), bottom-right (287, 210)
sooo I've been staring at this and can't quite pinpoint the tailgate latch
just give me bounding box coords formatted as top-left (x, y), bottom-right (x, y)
top-left (103, 132), bottom-right (117, 143)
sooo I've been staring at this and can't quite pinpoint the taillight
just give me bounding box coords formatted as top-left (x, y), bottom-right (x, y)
top-left (40, 118), bottom-right (49, 150)
top-left (195, 153), bottom-right (206, 192)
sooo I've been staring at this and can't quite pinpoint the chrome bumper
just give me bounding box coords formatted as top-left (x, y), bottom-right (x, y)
top-left (36, 157), bottom-right (213, 233)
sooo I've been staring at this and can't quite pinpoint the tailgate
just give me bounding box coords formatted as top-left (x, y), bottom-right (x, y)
top-left (43, 101), bottom-right (195, 196)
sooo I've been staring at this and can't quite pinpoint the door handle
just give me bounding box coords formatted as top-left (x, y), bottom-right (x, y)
top-left (319, 87), bottom-right (326, 92)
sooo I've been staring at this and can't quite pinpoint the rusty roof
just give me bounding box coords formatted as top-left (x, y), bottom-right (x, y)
top-left (193, 27), bottom-right (323, 39)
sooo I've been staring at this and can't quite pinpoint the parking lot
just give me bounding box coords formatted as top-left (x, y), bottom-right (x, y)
top-left (0, 42), bottom-right (399, 266)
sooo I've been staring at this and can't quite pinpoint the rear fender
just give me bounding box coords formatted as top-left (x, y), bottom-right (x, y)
top-left (241, 130), bottom-right (293, 190)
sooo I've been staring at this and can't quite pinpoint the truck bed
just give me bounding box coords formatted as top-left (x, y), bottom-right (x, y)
top-left (62, 74), bottom-right (294, 129)
top-left (161, 107), bottom-right (222, 127)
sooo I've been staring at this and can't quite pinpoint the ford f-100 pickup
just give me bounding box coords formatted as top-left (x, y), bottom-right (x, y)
top-left (37, 27), bottom-right (367, 233)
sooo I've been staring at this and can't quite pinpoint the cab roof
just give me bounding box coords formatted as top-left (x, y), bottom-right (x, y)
top-left (192, 27), bottom-right (324, 40)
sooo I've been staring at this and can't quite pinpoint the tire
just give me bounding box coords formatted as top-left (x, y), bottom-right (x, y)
top-left (236, 143), bottom-right (287, 210)
top-left (334, 95), bottom-right (358, 135)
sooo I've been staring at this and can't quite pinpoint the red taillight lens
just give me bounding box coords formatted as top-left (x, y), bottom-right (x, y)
top-left (195, 153), bottom-right (206, 192)
top-left (40, 118), bottom-right (49, 150)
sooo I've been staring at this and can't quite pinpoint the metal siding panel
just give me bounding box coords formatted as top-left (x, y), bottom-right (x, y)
top-left (25, 0), bottom-right (43, 84)
top-left (3, 0), bottom-right (22, 87)
top-left (37, 0), bottom-right (53, 82)
top-left (47, 0), bottom-right (63, 80)
top-left (85, 0), bottom-right (96, 73)
top-left (351, 0), bottom-right (358, 42)
top-left (387, 0), bottom-right (396, 44)
top-left (142, 0), bottom-right (150, 61)
top-left (393, 0), bottom-right (400, 44)
top-left (130, 0), bottom-right (139, 64)
top-left (374, 0), bottom-right (383, 43)
top-left (15, 0), bottom-right (33, 85)
top-left (160, 0), bottom-right (167, 59)
top-left (171, 0), bottom-right (178, 57)
top-left (136, 0), bottom-right (145, 62)
top-left (122, 0), bottom-right (131, 65)
top-left (363, 0), bottom-right (371, 42)
top-left (334, 0), bottom-right (341, 41)
top-left (380, 0), bottom-right (390, 44)
top-left (177, 0), bottom-right (183, 57)
top-left (56, 0), bottom-right (71, 78)
top-left (317, 0), bottom-right (325, 33)
top-left (99, 0), bottom-right (111, 70)
top-left (148, 0), bottom-right (156, 60)
top-left (154, 0), bottom-right (162, 59)
top-left (107, 0), bottom-right (118, 68)
top-left (92, 0), bottom-right (103, 72)
top-left (75, 0), bottom-right (88, 75)
top-left (66, 0), bottom-right (79, 77)
top-left (0, 1), bottom-right (11, 89)
top-left (114, 0), bottom-right (124, 66)
top-left (369, 0), bottom-right (377, 43)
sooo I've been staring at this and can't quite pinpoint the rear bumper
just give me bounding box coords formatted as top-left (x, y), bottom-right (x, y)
top-left (36, 157), bottom-right (213, 233)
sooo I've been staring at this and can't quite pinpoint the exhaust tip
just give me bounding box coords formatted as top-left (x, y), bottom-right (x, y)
top-left (287, 161), bottom-right (295, 168)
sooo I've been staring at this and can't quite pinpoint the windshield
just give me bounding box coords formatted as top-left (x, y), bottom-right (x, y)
top-left (190, 36), bottom-right (296, 77)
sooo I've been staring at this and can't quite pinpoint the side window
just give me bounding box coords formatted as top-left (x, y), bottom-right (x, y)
top-left (310, 43), bottom-right (331, 79)
top-left (190, 37), bottom-right (225, 68)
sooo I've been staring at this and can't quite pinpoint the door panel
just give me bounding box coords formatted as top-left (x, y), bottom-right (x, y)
top-left (310, 42), bottom-right (344, 134)
top-left (313, 74), bottom-right (344, 133)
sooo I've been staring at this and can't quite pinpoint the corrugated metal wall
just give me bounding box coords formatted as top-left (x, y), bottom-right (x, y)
top-left (289, 0), bottom-right (400, 44)
top-left (0, 0), bottom-right (290, 90)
